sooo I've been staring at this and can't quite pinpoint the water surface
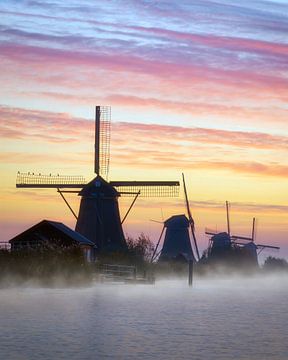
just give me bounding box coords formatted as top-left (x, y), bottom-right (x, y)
top-left (1, 275), bottom-right (287, 360)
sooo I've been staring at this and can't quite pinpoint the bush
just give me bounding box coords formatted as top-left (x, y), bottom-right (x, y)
top-left (263, 256), bottom-right (288, 272)
top-left (126, 233), bottom-right (155, 262)
top-left (94, 234), bottom-right (155, 277)
top-left (0, 246), bottom-right (93, 287)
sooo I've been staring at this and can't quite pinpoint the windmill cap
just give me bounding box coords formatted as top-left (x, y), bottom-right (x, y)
top-left (164, 214), bottom-right (189, 228)
top-left (78, 175), bottom-right (119, 197)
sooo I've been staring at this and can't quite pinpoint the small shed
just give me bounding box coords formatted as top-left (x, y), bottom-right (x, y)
top-left (9, 220), bottom-right (96, 261)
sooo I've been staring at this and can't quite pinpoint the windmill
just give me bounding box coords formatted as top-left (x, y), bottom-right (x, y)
top-left (151, 173), bottom-right (199, 262)
top-left (156, 215), bottom-right (194, 262)
top-left (205, 202), bottom-right (279, 263)
top-left (16, 106), bottom-right (180, 252)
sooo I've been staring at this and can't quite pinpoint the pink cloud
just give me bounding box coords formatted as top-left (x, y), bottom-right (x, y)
top-left (106, 94), bottom-right (288, 126)
top-left (138, 26), bottom-right (288, 56)
top-left (0, 105), bottom-right (93, 142)
top-left (1, 105), bottom-right (288, 151)
top-left (1, 42), bottom-right (287, 100)
top-left (192, 161), bottom-right (288, 178)
top-left (2, 106), bottom-right (288, 178)
top-left (0, 151), bottom-right (90, 166)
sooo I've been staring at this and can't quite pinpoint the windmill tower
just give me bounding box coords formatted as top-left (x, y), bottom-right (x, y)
top-left (16, 106), bottom-right (179, 252)
top-left (151, 174), bottom-right (199, 262)
top-left (158, 214), bottom-right (194, 262)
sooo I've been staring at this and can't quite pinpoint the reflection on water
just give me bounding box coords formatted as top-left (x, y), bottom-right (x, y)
top-left (0, 275), bottom-right (287, 360)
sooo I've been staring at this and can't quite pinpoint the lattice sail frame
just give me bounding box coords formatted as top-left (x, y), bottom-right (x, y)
top-left (16, 173), bottom-right (86, 188)
top-left (98, 106), bottom-right (111, 179)
top-left (16, 173), bottom-right (180, 197)
top-left (111, 181), bottom-right (180, 197)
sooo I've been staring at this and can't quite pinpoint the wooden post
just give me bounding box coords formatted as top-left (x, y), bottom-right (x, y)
top-left (188, 260), bottom-right (193, 287)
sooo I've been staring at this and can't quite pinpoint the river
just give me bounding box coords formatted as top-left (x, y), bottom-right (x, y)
top-left (0, 275), bottom-right (287, 360)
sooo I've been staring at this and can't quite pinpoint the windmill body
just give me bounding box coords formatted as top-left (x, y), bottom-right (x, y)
top-left (210, 232), bottom-right (231, 257)
top-left (16, 106), bottom-right (179, 253)
top-left (151, 174), bottom-right (200, 263)
top-left (159, 215), bottom-right (194, 262)
top-left (75, 176), bottom-right (127, 252)
top-left (242, 242), bottom-right (258, 265)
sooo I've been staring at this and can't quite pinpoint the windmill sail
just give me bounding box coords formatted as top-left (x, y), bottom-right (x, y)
top-left (182, 173), bottom-right (200, 261)
top-left (95, 105), bottom-right (111, 179)
top-left (111, 181), bottom-right (179, 197)
top-left (16, 173), bottom-right (86, 188)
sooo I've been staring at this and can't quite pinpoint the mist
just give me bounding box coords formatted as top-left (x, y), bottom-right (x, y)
top-left (1, 273), bottom-right (287, 360)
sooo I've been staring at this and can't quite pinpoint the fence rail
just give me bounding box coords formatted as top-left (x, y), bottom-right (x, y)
top-left (100, 264), bottom-right (137, 281)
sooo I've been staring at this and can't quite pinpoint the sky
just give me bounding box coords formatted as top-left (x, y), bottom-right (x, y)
top-left (0, 0), bottom-right (288, 260)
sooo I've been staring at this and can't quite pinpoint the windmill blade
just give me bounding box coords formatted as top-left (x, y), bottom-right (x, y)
top-left (150, 225), bottom-right (165, 263)
top-left (149, 219), bottom-right (164, 224)
top-left (226, 200), bottom-right (231, 236)
top-left (205, 227), bottom-right (218, 236)
top-left (182, 173), bottom-right (200, 261)
top-left (251, 217), bottom-right (256, 242)
top-left (231, 235), bottom-right (253, 241)
top-left (182, 174), bottom-right (194, 230)
top-left (94, 105), bottom-right (111, 179)
top-left (205, 231), bottom-right (218, 236)
top-left (111, 181), bottom-right (180, 197)
top-left (16, 172), bottom-right (86, 188)
top-left (256, 244), bottom-right (280, 250)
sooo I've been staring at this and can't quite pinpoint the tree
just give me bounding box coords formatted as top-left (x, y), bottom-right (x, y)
top-left (263, 256), bottom-right (288, 272)
top-left (126, 233), bottom-right (155, 262)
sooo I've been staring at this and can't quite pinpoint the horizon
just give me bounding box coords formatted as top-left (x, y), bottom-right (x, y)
top-left (1, 0), bottom-right (287, 260)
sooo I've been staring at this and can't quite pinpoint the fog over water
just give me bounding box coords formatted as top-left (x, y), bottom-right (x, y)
top-left (1, 275), bottom-right (287, 360)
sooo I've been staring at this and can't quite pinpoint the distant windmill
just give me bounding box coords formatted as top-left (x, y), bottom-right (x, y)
top-left (151, 173), bottom-right (199, 262)
top-left (205, 202), bottom-right (279, 260)
top-left (156, 215), bottom-right (194, 262)
top-left (16, 106), bottom-right (180, 252)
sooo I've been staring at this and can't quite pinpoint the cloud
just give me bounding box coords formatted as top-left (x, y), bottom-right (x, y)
top-left (189, 200), bottom-right (288, 213)
top-left (194, 161), bottom-right (288, 178)
top-left (1, 40), bottom-right (287, 102)
top-left (1, 105), bottom-right (288, 151)
top-left (128, 24), bottom-right (288, 58)
top-left (106, 94), bottom-right (288, 126)
top-left (139, 198), bottom-right (288, 214)
top-left (0, 151), bottom-right (90, 166)
top-left (1, 106), bottom-right (288, 178)
top-left (10, 90), bottom-right (286, 129)
top-left (0, 105), bottom-right (92, 143)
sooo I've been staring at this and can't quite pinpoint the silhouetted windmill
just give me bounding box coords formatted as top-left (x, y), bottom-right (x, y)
top-left (205, 202), bottom-right (279, 260)
top-left (156, 214), bottom-right (194, 262)
top-left (151, 173), bottom-right (199, 262)
top-left (16, 106), bottom-right (179, 252)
